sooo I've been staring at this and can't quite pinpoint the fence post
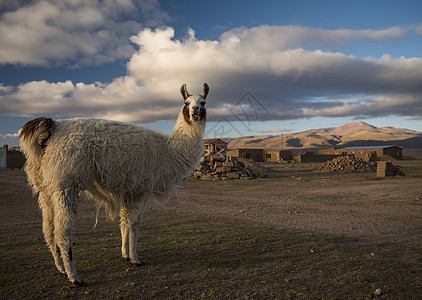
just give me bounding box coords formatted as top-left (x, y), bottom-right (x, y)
top-left (3, 145), bottom-right (8, 169)
top-left (377, 161), bottom-right (387, 177)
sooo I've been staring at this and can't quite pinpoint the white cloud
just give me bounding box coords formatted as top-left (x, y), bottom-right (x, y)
top-left (0, 25), bottom-right (421, 124)
top-left (0, 0), bottom-right (169, 66)
top-left (258, 128), bottom-right (295, 134)
top-left (300, 94), bottom-right (422, 118)
top-left (220, 25), bottom-right (407, 51)
top-left (127, 27), bottom-right (422, 94)
top-left (0, 133), bottom-right (19, 138)
top-left (0, 77), bottom-right (170, 123)
top-left (126, 26), bottom-right (422, 119)
top-left (414, 23), bottom-right (422, 35)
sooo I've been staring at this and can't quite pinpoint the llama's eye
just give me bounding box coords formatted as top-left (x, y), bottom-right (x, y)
top-left (200, 101), bottom-right (205, 106)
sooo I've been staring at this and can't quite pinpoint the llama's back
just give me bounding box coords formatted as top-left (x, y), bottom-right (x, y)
top-left (42, 118), bottom-right (173, 194)
top-left (21, 117), bottom-right (182, 216)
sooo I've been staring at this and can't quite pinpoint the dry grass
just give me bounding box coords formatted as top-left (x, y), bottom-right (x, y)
top-left (1, 212), bottom-right (421, 299)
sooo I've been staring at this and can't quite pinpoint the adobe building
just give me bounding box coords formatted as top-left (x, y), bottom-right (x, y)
top-left (226, 148), bottom-right (262, 161)
top-left (319, 145), bottom-right (402, 161)
top-left (262, 149), bottom-right (293, 162)
top-left (293, 151), bottom-right (340, 163)
top-left (203, 139), bottom-right (228, 152)
top-left (226, 148), bottom-right (292, 162)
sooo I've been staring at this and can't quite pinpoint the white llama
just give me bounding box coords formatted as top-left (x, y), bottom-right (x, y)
top-left (19, 83), bottom-right (209, 286)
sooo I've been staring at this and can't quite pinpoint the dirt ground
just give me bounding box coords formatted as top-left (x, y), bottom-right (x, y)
top-left (155, 174), bottom-right (422, 246)
top-left (1, 163), bottom-right (421, 247)
top-left (1, 161), bottom-right (421, 299)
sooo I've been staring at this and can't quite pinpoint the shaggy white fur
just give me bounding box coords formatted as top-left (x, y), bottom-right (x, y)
top-left (19, 83), bottom-right (209, 285)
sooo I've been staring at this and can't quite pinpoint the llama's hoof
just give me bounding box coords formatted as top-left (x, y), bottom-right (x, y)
top-left (58, 272), bottom-right (67, 277)
top-left (122, 257), bottom-right (131, 262)
top-left (71, 280), bottom-right (87, 287)
top-left (132, 261), bottom-right (146, 267)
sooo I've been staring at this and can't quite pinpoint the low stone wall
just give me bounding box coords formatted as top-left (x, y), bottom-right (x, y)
top-left (377, 161), bottom-right (405, 177)
top-left (2, 145), bottom-right (25, 169)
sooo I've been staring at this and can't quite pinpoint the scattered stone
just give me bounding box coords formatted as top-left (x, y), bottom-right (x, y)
top-left (227, 172), bottom-right (240, 179)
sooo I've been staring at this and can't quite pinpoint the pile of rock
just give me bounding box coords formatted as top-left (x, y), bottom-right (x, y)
top-left (192, 150), bottom-right (260, 180)
top-left (377, 161), bottom-right (405, 177)
top-left (312, 155), bottom-right (376, 172)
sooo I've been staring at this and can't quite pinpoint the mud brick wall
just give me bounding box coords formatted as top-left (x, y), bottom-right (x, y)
top-left (377, 161), bottom-right (388, 177)
top-left (377, 161), bottom-right (404, 177)
top-left (294, 152), bottom-right (340, 163)
top-left (226, 148), bottom-right (264, 162)
top-left (3, 145), bottom-right (26, 169)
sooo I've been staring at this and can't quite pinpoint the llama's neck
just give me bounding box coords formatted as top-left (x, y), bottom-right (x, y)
top-left (167, 112), bottom-right (205, 177)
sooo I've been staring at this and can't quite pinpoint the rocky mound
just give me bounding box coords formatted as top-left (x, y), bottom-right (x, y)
top-left (312, 156), bottom-right (376, 172)
top-left (377, 161), bottom-right (405, 177)
top-left (192, 150), bottom-right (260, 180)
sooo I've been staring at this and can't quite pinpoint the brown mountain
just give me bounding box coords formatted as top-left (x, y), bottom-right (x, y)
top-left (226, 122), bottom-right (422, 150)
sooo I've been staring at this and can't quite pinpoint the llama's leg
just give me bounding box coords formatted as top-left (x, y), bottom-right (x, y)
top-left (39, 192), bottom-right (65, 275)
top-left (120, 207), bottom-right (130, 262)
top-left (53, 187), bottom-right (85, 285)
top-left (120, 201), bottom-right (147, 266)
top-left (129, 201), bottom-right (148, 266)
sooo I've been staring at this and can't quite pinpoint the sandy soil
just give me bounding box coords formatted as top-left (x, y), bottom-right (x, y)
top-left (1, 169), bottom-right (421, 246)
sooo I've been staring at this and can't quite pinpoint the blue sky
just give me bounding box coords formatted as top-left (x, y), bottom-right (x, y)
top-left (1, 0), bottom-right (421, 146)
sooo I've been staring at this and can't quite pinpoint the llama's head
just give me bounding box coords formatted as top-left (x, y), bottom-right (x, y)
top-left (181, 83), bottom-right (209, 125)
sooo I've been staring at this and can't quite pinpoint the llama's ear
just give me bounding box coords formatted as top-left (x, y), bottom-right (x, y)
top-left (200, 82), bottom-right (209, 100)
top-left (180, 84), bottom-right (190, 101)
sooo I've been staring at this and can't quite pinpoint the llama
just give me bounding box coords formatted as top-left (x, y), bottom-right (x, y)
top-left (19, 83), bottom-right (209, 286)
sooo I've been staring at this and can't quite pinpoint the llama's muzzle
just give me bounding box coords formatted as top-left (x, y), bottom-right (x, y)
top-left (191, 106), bottom-right (199, 121)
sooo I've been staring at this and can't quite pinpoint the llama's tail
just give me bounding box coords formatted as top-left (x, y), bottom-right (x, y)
top-left (19, 117), bottom-right (55, 193)
top-left (19, 117), bottom-right (55, 163)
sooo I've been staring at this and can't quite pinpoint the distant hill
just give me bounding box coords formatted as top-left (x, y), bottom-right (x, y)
top-left (226, 122), bottom-right (422, 151)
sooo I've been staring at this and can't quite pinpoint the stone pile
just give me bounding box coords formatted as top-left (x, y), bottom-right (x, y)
top-left (377, 161), bottom-right (405, 177)
top-left (312, 155), bottom-right (376, 172)
top-left (192, 150), bottom-right (260, 180)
